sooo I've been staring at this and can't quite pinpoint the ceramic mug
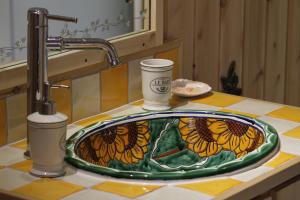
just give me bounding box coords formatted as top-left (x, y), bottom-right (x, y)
top-left (141, 59), bottom-right (173, 110)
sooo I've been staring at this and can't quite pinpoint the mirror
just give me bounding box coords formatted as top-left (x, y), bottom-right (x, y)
top-left (0, 0), bottom-right (150, 68)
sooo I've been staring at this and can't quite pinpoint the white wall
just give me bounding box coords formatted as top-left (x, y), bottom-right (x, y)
top-left (0, 0), bottom-right (13, 64)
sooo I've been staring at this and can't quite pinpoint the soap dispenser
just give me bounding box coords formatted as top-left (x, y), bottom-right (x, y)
top-left (27, 82), bottom-right (68, 177)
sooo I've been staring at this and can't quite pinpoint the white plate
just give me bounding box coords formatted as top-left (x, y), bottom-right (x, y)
top-left (172, 79), bottom-right (212, 97)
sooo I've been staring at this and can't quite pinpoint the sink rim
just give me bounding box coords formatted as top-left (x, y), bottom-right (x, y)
top-left (65, 110), bottom-right (279, 180)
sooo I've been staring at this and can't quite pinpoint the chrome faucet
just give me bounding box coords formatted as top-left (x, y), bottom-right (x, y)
top-left (27, 7), bottom-right (120, 114)
top-left (26, 7), bottom-right (120, 156)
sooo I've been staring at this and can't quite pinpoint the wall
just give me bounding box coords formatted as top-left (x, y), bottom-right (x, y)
top-left (164, 0), bottom-right (194, 80)
top-left (0, 0), bottom-right (163, 146)
top-left (3, 0), bottom-right (299, 145)
top-left (164, 0), bottom-right (300, 107)
top-left (0, 40), bottom-right (181, 146)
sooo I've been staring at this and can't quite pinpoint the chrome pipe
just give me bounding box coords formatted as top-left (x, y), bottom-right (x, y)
top-left (27, 7), bottom-right (49, 115)
top-left (47, 37), bottom-right (120, 66)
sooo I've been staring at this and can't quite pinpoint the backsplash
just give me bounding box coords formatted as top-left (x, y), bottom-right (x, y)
top-left (0, 47), bottom-right (179, 146)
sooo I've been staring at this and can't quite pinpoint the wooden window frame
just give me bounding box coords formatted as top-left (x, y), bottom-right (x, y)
top-left (0, 0), bottom-right (163, 95)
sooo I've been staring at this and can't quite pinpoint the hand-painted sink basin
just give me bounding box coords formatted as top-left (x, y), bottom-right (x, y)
top-left (66, 110), bottom-right (279, 180)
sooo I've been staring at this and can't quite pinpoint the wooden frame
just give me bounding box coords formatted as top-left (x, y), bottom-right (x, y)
top-left (0, 0), bottom-right (163, 96)
top-left (215, 157), bottom-right (300, 200)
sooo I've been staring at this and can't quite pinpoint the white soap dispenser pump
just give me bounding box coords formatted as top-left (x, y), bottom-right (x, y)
top-left (27, 82), bottom-right (68, 177)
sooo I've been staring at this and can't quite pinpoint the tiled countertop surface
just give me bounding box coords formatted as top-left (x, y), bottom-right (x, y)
top-left (1, 92), bottom-right (300, 200)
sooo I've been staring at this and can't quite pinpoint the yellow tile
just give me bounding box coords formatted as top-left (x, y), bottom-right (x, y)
top-left (72, 74), bottom-right (100, 121)
top-left (169, 95), bottom-right (188, 108)
top-left (267, 106), bottom-right (300, 123)
top-left (101, 64), bottom-right (128, 112)
top-left (52, 80), bottom-right (72, 123)
top-left (155, 48), bottom-right (179, 80)
top-left (264, 152), bottom-right (297, 168)
top-left (6, 93), bottom-right (27, 143)
top-left (130, 96), bottom-right (187, 108)
top-left (0, 99), bottom-right (7, 146)
top-left (192, 92), bottom-right (245, 107)
top-left (219, 109), bottom-right (259, 118)
top-left (74, 114), bottom-right (112, 127)
top-left (283, 126), bottom-right (300, 139)
top-left (10, 139), bottom-right (27, 150)
top-left (92, 181), bottom-right (161, 198)
top-left (178, 178), bottom-right (242, 196)
top-left (131, 99), bottom-right (144, 107)
top-left (12, 179), bottom-right (84, 200)
top-left (10, 160), bottom-right (32, 172)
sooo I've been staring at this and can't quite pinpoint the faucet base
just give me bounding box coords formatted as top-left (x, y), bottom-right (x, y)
top-left (24, 150), bottom-right (31, 159)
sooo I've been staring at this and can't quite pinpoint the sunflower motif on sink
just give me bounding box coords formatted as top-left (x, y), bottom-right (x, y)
top-left (178, 117), bottom-right (265, 158)
top-left (77, 121), bottom-right (150, 166)
top-left (207, 118), bottom-right (264, 158)
top-left (116, 121), bottom-right (150, 164)
top-left (178, 118), bottom-right (222, 157)
top-left (67, 111), bottom-right (279, 180)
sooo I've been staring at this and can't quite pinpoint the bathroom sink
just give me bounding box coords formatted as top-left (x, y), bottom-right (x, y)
top-left (65, 110), bottom-right (279, 180)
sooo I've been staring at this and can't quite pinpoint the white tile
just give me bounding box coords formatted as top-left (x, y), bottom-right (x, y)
top-left (174, 102), bottom-right (220, 111)
top-left (0, 168), bottom-right (38, 190)
top-left (62, 189), bottom-right (130, 200)
top-left (72, 74), bottom-right (100, 121)
top-left (103, 104), bottom-right (131, 115)
top-left (226, 99), bottom-right (282, 116)
top-left (137, 186), bottom-right (213, 200)
top-left (279, 136), bottom-right (300, 156)
top-left (61, 171), bottom-right (104, 188)
top-left (257, 116), bottom-right (300, 135)
top-left (231, 166), bottom-right (273, 182)
top-left (66, 124), bottom-right (83, 139)
top-left (110, 106), bottom-right (145, 118)
top-left (0, 146), bottom-right (25, 166)
top-left (6, 93), bottom-right (27, 143)
top-left (128, 56), bottom-right (153, 102)
top-left (168, 176), bottom-right (230, 186)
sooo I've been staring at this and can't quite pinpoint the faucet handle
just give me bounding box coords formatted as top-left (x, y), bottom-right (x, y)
top-left (39, 82), bottom-right (70, 115)
top-left (51, 84), bottom-right (70, 89)
top-left (48, 14), bottom-right (77, 23)
top-left (43, 82), bottom-right (69, 102)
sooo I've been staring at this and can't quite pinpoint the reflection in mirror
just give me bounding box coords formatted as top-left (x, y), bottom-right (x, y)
top-left (0, 0), bottom-right (149, 68)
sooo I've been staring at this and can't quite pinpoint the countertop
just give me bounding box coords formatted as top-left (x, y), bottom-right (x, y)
top-left (1, 92), bottom-right (300, 200)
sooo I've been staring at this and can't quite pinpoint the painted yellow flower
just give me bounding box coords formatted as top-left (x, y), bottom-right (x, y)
top-left (116, 121), bottom-right (150, 164)
top-left (77, 141), bottom-right (98, 165)
top-left (78, 121), bottom-right (150, 166)
top-left (89, 125), bottom-right (128, 166)
top-left (178, 118), bottom-right (222, 157)
top-left (234, 131), bottom-right (265, 158)
top-left (207, 119), bottom-right (265, 158)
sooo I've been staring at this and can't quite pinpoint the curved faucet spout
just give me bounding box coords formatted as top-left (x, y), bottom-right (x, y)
top-left (47, 37), bottom-right (120, 66)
